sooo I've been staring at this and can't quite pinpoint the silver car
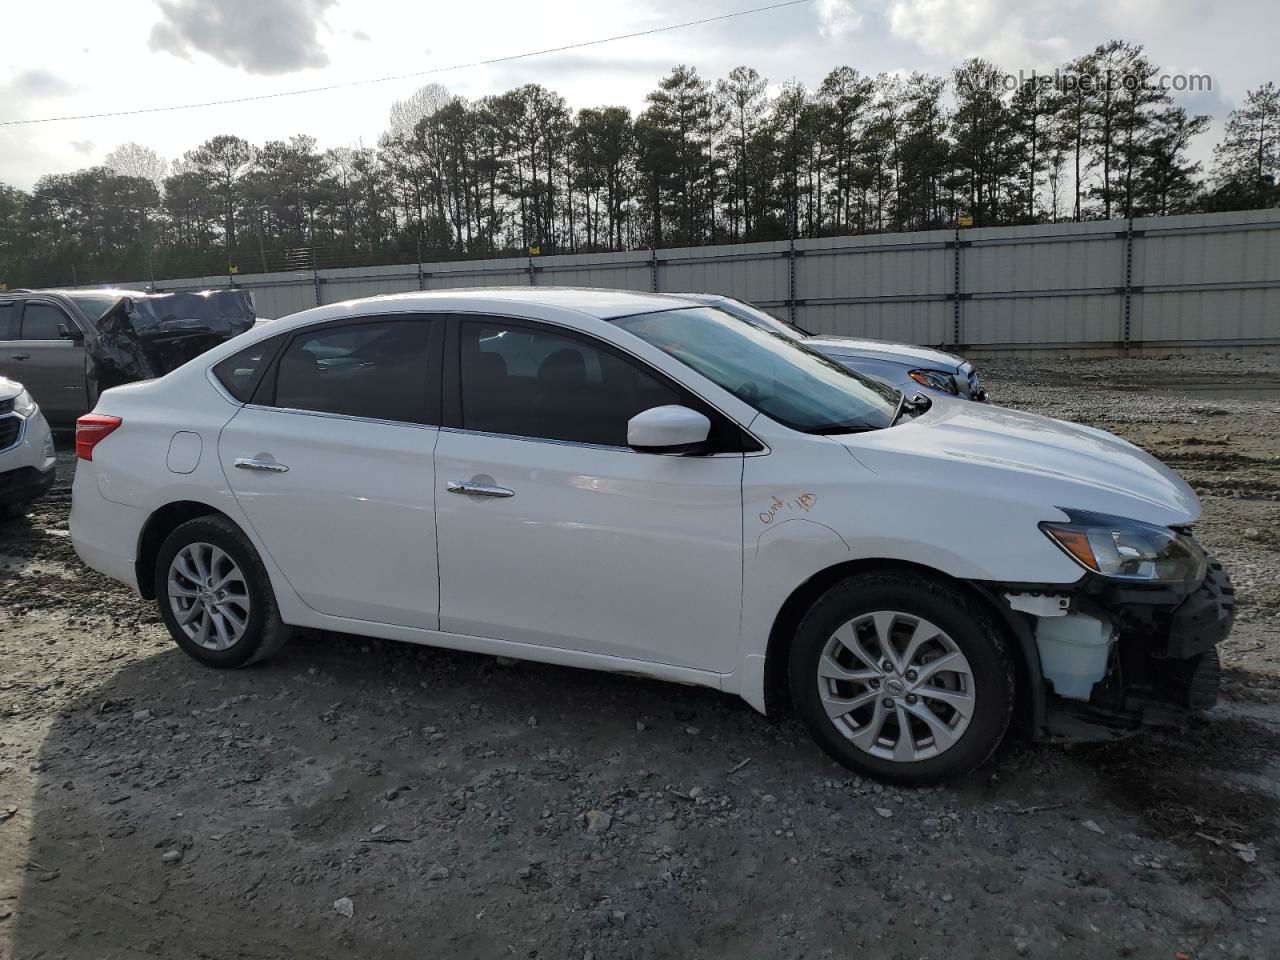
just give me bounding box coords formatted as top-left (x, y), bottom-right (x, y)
top-left (673, 293), bottom-right (986, 401)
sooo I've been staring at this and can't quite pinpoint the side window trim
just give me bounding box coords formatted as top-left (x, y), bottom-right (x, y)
top-left (443, 312), bottom-right (759, 453)
top-left (251, 313), bottom-right (445, 426)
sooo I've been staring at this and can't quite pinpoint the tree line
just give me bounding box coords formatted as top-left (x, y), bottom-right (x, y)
top-left (1, 40), bottom-right (1277, 288)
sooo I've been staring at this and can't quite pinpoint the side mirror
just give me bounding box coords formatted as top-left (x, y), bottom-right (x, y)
top-left (627, 405), bottom-right (711, 455)
top-left (59, 323), bottom-right (84, 343)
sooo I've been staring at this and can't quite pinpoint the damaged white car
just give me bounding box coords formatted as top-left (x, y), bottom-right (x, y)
top-left (69, 289), bottom-right (1233, 784)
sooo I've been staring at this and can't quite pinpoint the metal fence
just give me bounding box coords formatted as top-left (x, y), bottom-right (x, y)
top-left (116, 207), bottom-right (1280, 356)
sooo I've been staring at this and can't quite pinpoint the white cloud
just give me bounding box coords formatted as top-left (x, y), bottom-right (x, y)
top-left (817, 0), bottom-right (863, 39)
top-left (9, 69), bottom-right (78, 98)
top-left (884, 0), bottom-right (1074, 68)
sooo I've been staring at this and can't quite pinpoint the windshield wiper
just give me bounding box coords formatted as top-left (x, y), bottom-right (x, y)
top-left (806, 422), bottom-right (878, 436)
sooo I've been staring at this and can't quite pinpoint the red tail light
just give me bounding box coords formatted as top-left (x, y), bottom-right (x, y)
top-left (75, 414), bottom-right (123, 461)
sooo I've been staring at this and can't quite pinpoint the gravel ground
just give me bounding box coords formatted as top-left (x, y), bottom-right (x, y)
top-left (2, 354), bottom-right (1279, 960)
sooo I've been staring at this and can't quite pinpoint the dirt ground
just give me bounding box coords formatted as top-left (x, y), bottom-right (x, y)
top-left (2, 354), bottom-right (1279, 960)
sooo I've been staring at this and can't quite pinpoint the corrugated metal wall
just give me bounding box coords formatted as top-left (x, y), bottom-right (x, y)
top-left (113, 208), bottom-right (1280, 355)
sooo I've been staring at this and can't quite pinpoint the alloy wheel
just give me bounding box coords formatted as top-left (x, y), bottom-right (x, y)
top-left (816, 610), bottom-right (975, 762)
top-left (167, 541), bottom-right (252, 651)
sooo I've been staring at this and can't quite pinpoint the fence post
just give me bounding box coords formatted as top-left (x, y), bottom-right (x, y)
top-left (649, 247), bottom-right (658, 292)
top-left (788, 236), bottom-right (797, 326)
top-left (1122, 217), bottom-right (1135, 350)
top-left (952, 227), bottom-right (963, 347)
top-left (527, 256), bottom-right (536, 286)
top-left (312, 262), bottom-right (321, 307)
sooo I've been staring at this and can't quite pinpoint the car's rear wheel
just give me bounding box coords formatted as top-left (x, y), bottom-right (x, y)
top-left (789, 570), bottom-right (1014, 786)
top-left (155, 515), bottom-right (291, 667)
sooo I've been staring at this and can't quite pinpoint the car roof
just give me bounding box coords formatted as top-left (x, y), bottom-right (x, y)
top-left (36, 288), bottom-right (147, 300)
top-left (265, 287), bottom-right (697, 333)
top-left (326, 287), bottom-right (691, 320)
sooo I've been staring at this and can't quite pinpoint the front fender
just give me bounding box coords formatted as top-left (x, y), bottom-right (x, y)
top-left (732, 515), bottom-right (854, 713)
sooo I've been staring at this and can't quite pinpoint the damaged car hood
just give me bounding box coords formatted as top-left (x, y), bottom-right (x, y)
top-left (87, 290), bottom-right (255, 396)
top-left (839, 399), bottom-right (1201, 527)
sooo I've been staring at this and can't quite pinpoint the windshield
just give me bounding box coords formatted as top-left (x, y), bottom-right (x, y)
top-left (64, 292), bottom-right (127, 324)
top-left (713, 298), bottom-right (813, 338)
top-left (615, 306), bottom-right (901, 434)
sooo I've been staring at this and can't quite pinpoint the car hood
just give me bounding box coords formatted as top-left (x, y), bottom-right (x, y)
top-left (838, 399), bottom-right (1200, 527)
top-left (802, 336), bottom-right (966, 370)
top-left (0, 375), bottom-right (24, 402)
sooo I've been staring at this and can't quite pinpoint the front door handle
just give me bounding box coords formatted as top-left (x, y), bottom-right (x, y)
top-left (234, 456), bottom-right (289, 473)
top-left (11, 353), bottom-right (30, 360)
top-left (447, 480), bottom-right (514, 498)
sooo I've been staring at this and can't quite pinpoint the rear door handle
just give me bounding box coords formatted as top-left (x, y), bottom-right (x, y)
top-left (234, 456), bottom-right (289, 473)
top-left (11, 353), bottom-right (30, 360)
top-left (447, 480), bottom-right (514, 498)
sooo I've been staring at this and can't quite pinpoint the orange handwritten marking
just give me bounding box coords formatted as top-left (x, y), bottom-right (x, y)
top-left (760, 493), bottom-right (818, 524)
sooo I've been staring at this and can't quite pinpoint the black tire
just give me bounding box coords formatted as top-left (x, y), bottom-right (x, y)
top-left (154, 514), bottom-right (292, 668)
top-left (789, 570), bottom-right (1015, 786)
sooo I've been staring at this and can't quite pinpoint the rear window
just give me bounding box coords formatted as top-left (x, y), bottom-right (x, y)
top-left (64, 293), bottom-right (126, 324)
top-left (212, 337), bottom-right (282, 403)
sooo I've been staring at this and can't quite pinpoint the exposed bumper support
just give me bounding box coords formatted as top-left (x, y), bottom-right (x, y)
top-left (982, 552), bottom-right (1234, 743)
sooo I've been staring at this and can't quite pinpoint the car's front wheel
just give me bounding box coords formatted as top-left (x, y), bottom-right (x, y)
top-left (154, 515), bottom-right (292, 668)
top-left (789, 570), bottom-right (1014, 785)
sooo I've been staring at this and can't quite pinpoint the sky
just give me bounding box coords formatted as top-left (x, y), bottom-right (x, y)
top-left (0, 0), bottom-right (1272, 191)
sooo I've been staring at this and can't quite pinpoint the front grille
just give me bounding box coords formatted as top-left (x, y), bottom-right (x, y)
top-left (0, 397), bottom-right (12, 414)
top-left (0, 414), bottom-right (21, 451)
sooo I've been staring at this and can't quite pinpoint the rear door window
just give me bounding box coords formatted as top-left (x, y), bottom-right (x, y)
top-left (270, 317), bottom-right (436, 424)
top-left (0, 302), bottom-right (15, 340)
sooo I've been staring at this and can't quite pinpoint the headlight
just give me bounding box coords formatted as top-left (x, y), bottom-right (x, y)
top-left (907, 369), bottom-right (959, 394)
top-left (1040, 509), bottom-right (1206, 585)
top-left (12, 389), bottom-right (37, 418)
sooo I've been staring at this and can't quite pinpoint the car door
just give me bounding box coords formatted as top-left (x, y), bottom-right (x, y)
top-left (433, 315), bottom-right (746, 672)
top-left (10, 299), bottom-right (87, 421)
top-left (218, 314), bottom-right (443, 630)
top-left (0, 302), bottom-right (15, 376)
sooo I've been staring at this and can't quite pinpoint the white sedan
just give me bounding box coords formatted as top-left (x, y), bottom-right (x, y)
top-left (70, 289), bottom-right (1231, 784)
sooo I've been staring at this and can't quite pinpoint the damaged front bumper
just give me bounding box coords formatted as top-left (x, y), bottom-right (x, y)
top-left (991, 552), bottom-right (1235, 742)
